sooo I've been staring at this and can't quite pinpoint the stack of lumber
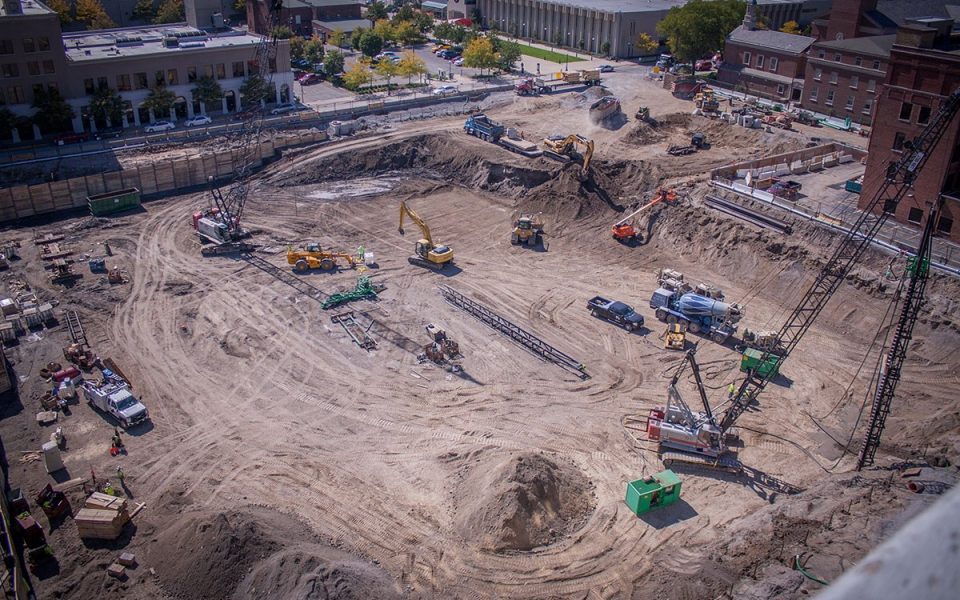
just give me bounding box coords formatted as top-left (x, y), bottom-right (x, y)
top-left (75, 492), bottom-right (130, 540)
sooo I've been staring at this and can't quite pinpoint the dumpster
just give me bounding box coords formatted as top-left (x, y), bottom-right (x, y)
top-left (740, 348), bottom-right (781, 378)
top-left (625, 469), bottom-right (682, 516)
top-left (87, 188), bottom-right (141, 216)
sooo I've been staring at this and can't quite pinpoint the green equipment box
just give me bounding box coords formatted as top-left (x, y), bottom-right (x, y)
top-left (88, 188), bottom-right (141, 217)
top-left (740, 348), bottom-right (781, 378)
top-left (625, 469), bottom-right (681, 516)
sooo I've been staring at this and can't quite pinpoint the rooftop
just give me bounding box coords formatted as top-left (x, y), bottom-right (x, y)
top-left (62, 25), bottom-right (264, 63)
top-left (877, 0), bottom-right (960, 25)
top-left (312, 18), bottom-right (371, 31)
top-left (0, 0), bottom-right (54, 17)
top-left (282, 0), bottom-right (360, 8)
top-left (814, 33), bottom-right (897, 57)
top-left (728, 26), bottom-right (817, 54)
top-left (499, 0), bottom-right (689, 13)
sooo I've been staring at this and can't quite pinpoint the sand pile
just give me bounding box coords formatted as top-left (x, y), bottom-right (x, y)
top-left (624, 112), bottom-right (692, 146)
top-left (455, 452), bottom-right (595, 552)
top-left (147, 509), bottom-right (398, 600)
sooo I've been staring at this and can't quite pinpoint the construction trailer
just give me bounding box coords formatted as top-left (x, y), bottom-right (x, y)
top-left (625, 470), bottom-right (682, 516)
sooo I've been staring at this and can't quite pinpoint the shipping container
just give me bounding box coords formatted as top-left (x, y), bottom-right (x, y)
top-left (87, 188), bottom-right (141, 216)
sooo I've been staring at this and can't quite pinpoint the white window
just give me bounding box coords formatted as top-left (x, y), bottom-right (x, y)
top-left (850, 75), bottom-right (858, 89)
top-left (830, 71), bottom-right (838, 84)
top-left (872, 59), bottom-right (881, 70)
top-left (855, 56), bottom-right (862, 67)
top-left (863, 99), bottom-right (873, 114)
top-left (867, 79), bottom-right (876, 93)
top-left (809, 87), bottom-right (818, 102)
top-left (743, 51), bottom-right (751, 65)
top-left (826, 90), bottom-right (835, 105)
top-left (777, 84), bottom-right (785, 95)
top-left (770, 57), bottom-right (778, 72)
top-left (845, 96), bottom-right (854, 110)
top-left (813, 68), bottom-right (822, 81)
top-left (756, 54), bottom-right (764, 69)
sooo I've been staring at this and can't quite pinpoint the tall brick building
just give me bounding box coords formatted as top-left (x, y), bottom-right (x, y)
top-left (860, 18), bottom-right (960, 242)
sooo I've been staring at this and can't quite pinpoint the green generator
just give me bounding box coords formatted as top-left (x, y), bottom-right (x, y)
top-left (740, 348), bottom-right (781, 378)
top-left (625, 470), bottom-right (682, 516)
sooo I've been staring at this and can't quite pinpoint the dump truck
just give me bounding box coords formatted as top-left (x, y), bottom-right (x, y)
top-left (649, 288), bottom-right (742, 344)
top-left (587, 296), bottom-right (644, 331)
top-left (82, 379), bottom-right (149, 429)
top-left (463, 114), bottom-right (504, 142)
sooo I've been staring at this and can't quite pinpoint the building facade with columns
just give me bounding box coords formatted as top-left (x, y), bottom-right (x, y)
top-left (475, 0), bottom-right (687, 58)
top-left (0, 0), bottom-right (292, 137)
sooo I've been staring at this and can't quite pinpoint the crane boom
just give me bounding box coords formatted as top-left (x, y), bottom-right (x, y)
top-left (857, 196), bottom-right (940, 469)
top-left (718, 87), bottom-right (960, 435)
top-left (398, 201), bottom-right (433, 244)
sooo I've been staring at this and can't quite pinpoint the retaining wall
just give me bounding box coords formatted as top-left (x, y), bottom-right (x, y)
top-left (711, 143), bottom-right (868, 182)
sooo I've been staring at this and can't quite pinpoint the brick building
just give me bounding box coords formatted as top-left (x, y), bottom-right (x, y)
top-left (800, 34), bottom-right (894, 124)
top-left (247, 0), bottom-right (362, 36)
top-left (860, 18), bottom-right (960, 242)
top-left (718, 0), bottom-right (816, 102)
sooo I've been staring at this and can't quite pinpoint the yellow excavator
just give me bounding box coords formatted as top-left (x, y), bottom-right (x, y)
top-left (542, 134), bottom-right (595, 176)
top-left (398, 201), bottom-right (454, 270)
top-left (287, 243), bottom-right (357, 272)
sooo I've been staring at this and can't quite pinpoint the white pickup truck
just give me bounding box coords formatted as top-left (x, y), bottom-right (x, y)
top-left (81, 380), bottom-right (149, 428)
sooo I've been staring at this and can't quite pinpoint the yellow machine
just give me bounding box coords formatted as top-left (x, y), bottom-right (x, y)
top-left (511, 214), bottom-right (545, 247)
top-left (662, 323), bottom-right (686, 350)
top-left (542, 134), bottom-right (595, 175)
top-left (286, 243), bottom-right (357, 272)
top-left (398, 201), bottom-right (455, 270)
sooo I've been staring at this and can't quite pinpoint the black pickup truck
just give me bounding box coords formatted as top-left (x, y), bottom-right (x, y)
top-left (587, 296), bottom-right (645, 331)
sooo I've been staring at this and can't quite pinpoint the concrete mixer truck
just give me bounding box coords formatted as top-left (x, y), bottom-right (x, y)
top-left (649, 287), bottom-right (743, 344)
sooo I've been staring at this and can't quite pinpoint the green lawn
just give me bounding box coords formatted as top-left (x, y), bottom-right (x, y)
top-left (514, 43), bottom-right (576, 64)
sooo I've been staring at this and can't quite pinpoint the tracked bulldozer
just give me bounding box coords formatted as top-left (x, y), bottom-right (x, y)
top-left (511, 214), bottom-right (545, 248)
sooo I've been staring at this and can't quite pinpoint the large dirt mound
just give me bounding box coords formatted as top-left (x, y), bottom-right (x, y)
top-left (233, 545), bottom-right (401, 600)
top-left (146, 508), bottom-right (397, 600)
top-left (455, 452), bottom-right (596, 552)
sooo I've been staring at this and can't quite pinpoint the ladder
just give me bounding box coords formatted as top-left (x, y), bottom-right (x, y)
top-left (439, 285), bottom-right (588, 379)
top-left (242, 253), bottom-right (328, 302)
top-left (331, 311), bottom-right (377, 350)
top-left (65, 310), bottom-right (87, 347)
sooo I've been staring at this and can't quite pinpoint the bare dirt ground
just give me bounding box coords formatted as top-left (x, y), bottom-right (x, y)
top-left (1, 75), bottom-right (957, 600)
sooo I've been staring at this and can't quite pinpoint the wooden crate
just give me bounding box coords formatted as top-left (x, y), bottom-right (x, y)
top-left (75, 508), bottom-right (128, 540)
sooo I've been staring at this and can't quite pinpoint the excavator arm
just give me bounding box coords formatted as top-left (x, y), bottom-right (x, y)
top-left (398, 201), bottom-right (432, 245)
top-left (577, 135), bottom-right (595, 173)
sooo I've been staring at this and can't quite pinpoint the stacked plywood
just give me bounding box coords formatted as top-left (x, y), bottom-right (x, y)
top-left (75, 492), bottom-right (130, 540)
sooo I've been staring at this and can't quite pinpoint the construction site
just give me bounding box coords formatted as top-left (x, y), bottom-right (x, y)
top-left (1, 21), bottom-right (959, 600)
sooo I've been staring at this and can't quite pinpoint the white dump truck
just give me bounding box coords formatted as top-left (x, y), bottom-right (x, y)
top-left (81, 380), bottom-right (149, 428)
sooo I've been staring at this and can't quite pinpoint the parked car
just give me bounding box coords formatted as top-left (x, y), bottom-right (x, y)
top-left (298, 72), bottom-right (321, 85)
top-left (587, 296), bottom-right (645, 331)
top-left (598, 64), bottom-right (614, 73)
top-left (432, 85), bottom-right (458, 96)
top-left (453, 57), bottom-right (465, 67)
top-left (144, 120), bottom-right (175, 133)
top-left (185, 115), bottom-right (212, 127)
top-left (695, 59), bottom-right (714, 71)
top-left (270, 102), bottom-right (297, 115)
top-left (52, 132), bottom-right (91, 145)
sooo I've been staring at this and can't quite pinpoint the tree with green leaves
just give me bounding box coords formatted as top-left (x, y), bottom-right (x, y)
top-left (31, 88), bottom-right (74, 134)
top-left (0, 107), bottom-right (16, 140)
top-left (657, 0), bottom-right (745, 65)
top-left (374, 59), bottom-right (398, 94)
top-left (395, 4), bottom-right (414, 22)
top-left (463, 37), bottom-right (497, 75)
top-left (351, 27), bottom-right (366, 52)
top-left (432, 22), bottom-right (454, 42)
top-left (142, 87), bottom-right (176, 119)
top-left (132, 0), bottom-right (155, 21)
top-left (153, 0), bottom-right (184, 25)
top-left (46, 0), bottom-right (72, 24)
top-left (397, 49), bottom-right (427, 84)
top-left (323, 50), bottom-right (345, 77)
top-left (360, 30), bottom-right (384, 57)
top-left (304, 36), bottom-right (325, 63)
top-left (192, 76), bottom-right (223, 110)
top-left (289, 35), bottom-right (306, 60)
top-left (366, 1), bottom-right (388, 22)
top-left (636, 32), bottom-right (659, 55)
top-left (373, 19), bottom-right (395, 45)
top-left (330, 28), bottom-right (347, 50)
top-left (76, 0), bottom-right (116, 29)
top-left (239, 74), bottom-right (270, 106)
top-left (496, 39), bottom-right (521, 71)
top-left (779, 20), bottom-right (802, 34)
top-left (89, 87), bottom-right (124, 127)
top-left (271, 25), bottom-right (294, 40)
top-left (413, 11), bottom-right (433, 34)
top-left (601, 41), bottom-right (611, 56)
top-left (394, 21), bottom-right (419, 46)
top-left (343, 61), bottom-right (374, 91)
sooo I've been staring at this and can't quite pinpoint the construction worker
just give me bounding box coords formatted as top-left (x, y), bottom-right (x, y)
top-left (111, 428), bottom-right (123, 449)
top-left (728, 382), bottom-right (736, 399)
top-left (116, 466), bottom-right (125, 484)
